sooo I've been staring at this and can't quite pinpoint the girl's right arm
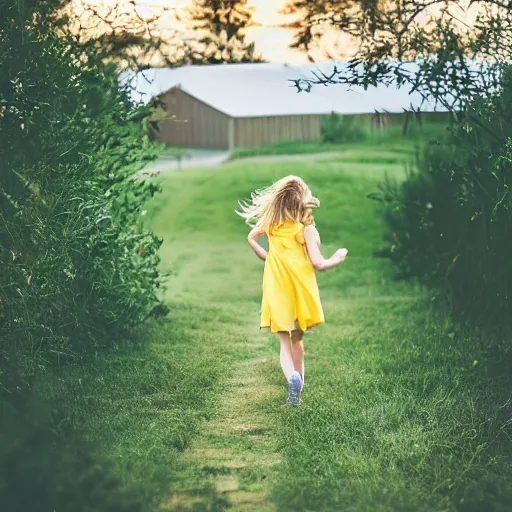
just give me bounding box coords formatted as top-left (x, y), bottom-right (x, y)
top-left (247, 226), bottom-right (268, 262)
top-left (304, 225), bottom-right (347, 271)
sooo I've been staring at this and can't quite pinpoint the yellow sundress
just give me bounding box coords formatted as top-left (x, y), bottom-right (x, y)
top-left (260, 221), bottom-right (324, 333)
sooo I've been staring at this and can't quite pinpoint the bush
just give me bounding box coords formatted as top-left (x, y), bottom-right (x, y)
top-left (321, 112), bottom-right (368, 143)
top-left (0, 1), bottom-right (166, 383)
top-left (373, 66), bottom-right (512, 327)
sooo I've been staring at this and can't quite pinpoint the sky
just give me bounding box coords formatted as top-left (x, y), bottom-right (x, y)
top-left (178, 0), bottom-right (325, 64)
top-left (71, 0), bottom-right (482, 66)
top-left (71, 0), bottom-right (354, 65)
top-left (129, 0), bottom-right (481, 64)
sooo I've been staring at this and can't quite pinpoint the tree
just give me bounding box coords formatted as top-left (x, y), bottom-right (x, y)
top-left (58, 0), bottom-right (194, 69)
top-left (0, 0), bottom-right (167, 383)
top-left (288, 1), bottom-right (510, 111)
top-left (188, 0), bottom-right (263, 64)
top-left (284, 1), bottom-right (512, 328)
top-left (281, 0), bottom-right (386, 55)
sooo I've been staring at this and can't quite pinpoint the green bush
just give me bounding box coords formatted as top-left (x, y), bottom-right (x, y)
top-left (373, 66), bottom-right (512, 327)
top-left (321, 112), bottom-right (368, 143)
top-left (0, 1), bottom-right (166, 383)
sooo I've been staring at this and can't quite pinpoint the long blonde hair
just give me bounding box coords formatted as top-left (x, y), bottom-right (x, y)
top-left (236, 175), bottom-right (320, 231)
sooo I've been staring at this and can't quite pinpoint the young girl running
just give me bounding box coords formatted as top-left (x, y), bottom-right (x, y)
top-left (237, 175), bottom-right (348, 406)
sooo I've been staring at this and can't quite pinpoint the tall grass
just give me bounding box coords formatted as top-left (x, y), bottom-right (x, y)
top-left (0, 0), bottom-right (165, 384)
top-left (0, 2), bottom-right (167, 509)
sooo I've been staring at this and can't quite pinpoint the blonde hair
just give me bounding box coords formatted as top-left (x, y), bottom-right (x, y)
top-left (236, 175), bottom-right (319, 231)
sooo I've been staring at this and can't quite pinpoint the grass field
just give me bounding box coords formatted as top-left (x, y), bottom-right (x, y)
top-left (36, 140), bottom-right (512, 511)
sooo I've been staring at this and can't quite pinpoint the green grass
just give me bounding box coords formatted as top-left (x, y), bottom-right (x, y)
top-left (33, 312), bottom-right (234, 508)
top-left (230, 140), bottom-right (346, 159)
top-left (34, 140), bottom-right (512, 511)
top-left (268, 294), bottom-right (512, 511)
top-left (148, 150), bottom-right (512, 510)
top-left (230, 122), bottom-right (449, 160)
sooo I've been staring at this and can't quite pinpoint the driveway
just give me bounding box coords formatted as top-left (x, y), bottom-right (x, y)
top-left (139, 149), bottom-right (231, 177)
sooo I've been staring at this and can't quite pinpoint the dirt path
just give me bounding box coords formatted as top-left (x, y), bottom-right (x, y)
top-left (139, 150), bottom-right (231, 177)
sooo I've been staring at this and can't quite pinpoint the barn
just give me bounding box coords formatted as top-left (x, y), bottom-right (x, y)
top-left (122, 62), bottom-right (448, 150)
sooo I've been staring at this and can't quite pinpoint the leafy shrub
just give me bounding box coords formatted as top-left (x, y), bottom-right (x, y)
top-left (373, 66), bottom-right (512, 326)
top-left (0, 1), bottom-right (167, 383)
top-left (321, 112), bottom-right (368, 143)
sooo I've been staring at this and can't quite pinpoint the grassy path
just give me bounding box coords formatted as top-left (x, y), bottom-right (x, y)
top-left (169, 347), bottom-right (281, 511)
top-left (145, 153), bottom-right (411, 510)
top-left (146, 148), bottom-right (512, 511)
top-left (152, 234), bottom-right (285, 511)
top-left (145, 150), bottom-right (410, 510)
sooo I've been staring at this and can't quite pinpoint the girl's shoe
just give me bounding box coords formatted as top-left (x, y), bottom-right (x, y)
top-left (287, 371), bottom-right (303, 406)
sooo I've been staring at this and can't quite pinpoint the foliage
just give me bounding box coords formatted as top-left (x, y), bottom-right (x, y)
top-left (288, 1), bottom-right (512, 329)
top-left (289, 1), bottom-right (509, 111)
top-left (187, 0), bottom-right (263, 64)
top-left (281, 0), bottom-right (381, 53)
top-left (58, 0), bottom-right (193, 68)
top-left (372, 66), bottom-right (512, 326)
top-left (0, 0), bottom-right (167, 383)
top-left (321, 113), bottom-right (368, 143)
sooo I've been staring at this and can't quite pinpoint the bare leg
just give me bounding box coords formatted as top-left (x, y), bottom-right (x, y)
top-left (277, 331), bottom-right (295, 382)
top-left (291, 329), bottom-right (305, 385)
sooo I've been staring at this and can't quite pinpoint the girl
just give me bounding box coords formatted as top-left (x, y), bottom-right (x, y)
top-left (237, 175), bottom-right (348, 406)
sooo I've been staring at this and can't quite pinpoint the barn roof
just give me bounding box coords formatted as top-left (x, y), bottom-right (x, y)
top-left (120, 62), bottom-right (449, 117)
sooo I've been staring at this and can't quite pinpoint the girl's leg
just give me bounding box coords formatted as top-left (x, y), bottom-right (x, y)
top-left (277, 331), bottom-right (295, 382)
top-left (278, 331), bottom-right (303, 406)
top-left (291, 329), bottom-right (305, 385)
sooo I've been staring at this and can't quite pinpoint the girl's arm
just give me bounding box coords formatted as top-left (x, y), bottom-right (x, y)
top-left (304, 225), bottom-right (347, 271)
top-left (247, 226), bottom-right (268, 262)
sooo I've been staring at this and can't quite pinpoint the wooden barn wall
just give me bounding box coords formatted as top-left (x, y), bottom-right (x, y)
top-left (154, 89), bottom-right (451, 149)
top-left (234, 115), bottom-right (322, 148)
top-left (157, 88), bottom-right (230, 149)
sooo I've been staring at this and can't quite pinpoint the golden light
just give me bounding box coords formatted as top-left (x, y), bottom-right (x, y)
top-left (71, 0), bottom-right (483, 66)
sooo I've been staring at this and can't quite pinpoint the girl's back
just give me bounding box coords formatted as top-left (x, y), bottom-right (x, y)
top-left (262, 219), bottom-right (323, 334)
top-left (266, 221), bottom-right (311, 262)
top-left (236, 175), bottom-right (347, 406)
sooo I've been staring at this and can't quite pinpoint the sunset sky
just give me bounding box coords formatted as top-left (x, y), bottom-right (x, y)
top-left (153, 0), bottom-right (324, 64)
top-left (72, 0), bottom-right (482, 66)
top-left (70, 0), bottom-right (352, 64)
top-left (130, 0), bottom-right (480, 64)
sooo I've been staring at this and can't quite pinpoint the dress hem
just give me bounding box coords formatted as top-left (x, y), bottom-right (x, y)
top-left (259, 319), bottom-right (324, 334)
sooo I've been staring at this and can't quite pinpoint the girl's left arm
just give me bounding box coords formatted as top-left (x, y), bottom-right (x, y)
top-left (247, 226), bottom-right (268, 262)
